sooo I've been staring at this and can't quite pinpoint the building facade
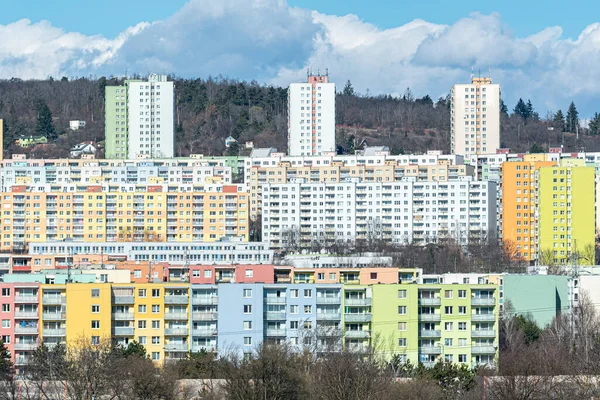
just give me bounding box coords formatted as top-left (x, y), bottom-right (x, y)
top-left (287, 73), bottom-right (335, 156)
top-left (451, 77), bottom-right (501, 157)
top-left (105, 74), bottom-right (174, 159)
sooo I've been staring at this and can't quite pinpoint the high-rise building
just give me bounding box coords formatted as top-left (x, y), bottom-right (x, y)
top-left (105, 74), bottom-right (174, 159)
top-left (287, 73), bottom-right (335, 156)
top-left (451, 77), bottom-right (501, 157)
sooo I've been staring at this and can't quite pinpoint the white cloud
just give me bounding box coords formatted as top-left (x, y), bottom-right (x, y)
top-left (1, 1), bottom-right (600, 115)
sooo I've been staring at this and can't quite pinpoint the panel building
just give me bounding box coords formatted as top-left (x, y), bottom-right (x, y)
top-left (287, 73), bottom-right (336, 156)
top-left (451, 77), bottom-right (501, 157)
top-left (105, 74), bottom-right (174, 159)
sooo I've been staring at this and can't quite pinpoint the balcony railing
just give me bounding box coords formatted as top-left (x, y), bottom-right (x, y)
top-left (42, 312), bottom-right (65, 320)
top-left (14, 311), bottom-right (38, 319)
top-left (42, 328), bottom-right (66, 336)
top-left (42, 296), bottom-right (65, 305)
top-left (419, 314), bottom-right (441, 322)
top-left (112, 296), bottom-right (134, 305)
top-left (164, 343), bottom-right (188, 352)
top-left (14, 295), bottom-right (38, 303)
top-left (112, 312), bottom-right (134, 320)
top-left (418, 298), bottom-right (441, 306)
top-left (264, 311), bottom-right (286, 320)
top-left (265, 328), bottom-right (287, 337)
top-left (344, 330), bottom-right (370, 339)
top-left (191, 312), bottom-right (218, 321)
top-left (15, 326), bottom-right (39, 334)
top-left (14, 343), bottom-right (38, 351)
top-left (165, 328), bottom-right (189, 336)
top-left (316, 297), bottom-right (341, 305)
top-left (164, 312), bottom-right (188, 320)
top-left (472, 314), bottom-right (496, 322)
top-left (165, 295), bottom-right (189, 305)
top-left (471, 345), bottom-right (497, 354)
top-left (112, 327), bottom-right (134, 336)
top-left (344, 298), bottom-right (372, 307)
top-left (316, 313), bottom-right (341, 321)
top-left (471, 329), bottom-right (496, 338)
top-left (420, 345), bottom-right (442, 355)
top-left (471, 298), bottom-right (495, 306)
top-left (419, 330), bottom-right (441, 338)
top-left (344, 314), bottom-right (372, 323)
top-left (191, 297), bottom-right (218, 305)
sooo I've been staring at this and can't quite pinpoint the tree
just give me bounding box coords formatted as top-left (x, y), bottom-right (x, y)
top-left (35, 100), bottom-right (56, 140)
top-left (342, 80), bottom-right (355, 96)
top-left (566, 101), bottom-right (579, 133)
top-left (553, 109), bottom-right (566, 131)
top-left (589, 112), bottom-right (600, 135)
top-left (529, 143), bottom-right (545, 153)
top-left (119, 340), bottom-right (148, 358)
top-left (225, 141), bottom-right (239, 157)
top-left (500, 99), bottom-right (508, 115)
top-left (513, 98), bottom-right (528, 119)
top-left (346, 134), bottom-right (355, 154)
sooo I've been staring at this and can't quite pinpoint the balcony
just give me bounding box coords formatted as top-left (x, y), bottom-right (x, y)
top-left (316, 327), bottom-right (342, 337)
top-left (165, 295), bottom-right (189, 305)
top-left (42, 296), bottom-right (65, 305)
top-left (418, 298), bottom-right (441, 306)
top-left (472, 298), bottom-right (496, 306)
top-left (192, 312), bottom-right (218, 321)
top-left (419, 314), bottom-right (441, 322)
top-left (344, 330), bottom-right (370, 339)
top-left (264, 311), bottom-right (286, 320)
top-left (265, 328), bottom-right (287, 337)
top-left (14, 311), bottom-right (38, 319)
top-left (14, 295), bottom-right (38, 303)
top-left (344, 298), bottom-right (372, 307)
top-left (471, 345), bottom-right (497, 354)
top-left (420, 346), bottom-right (442, 355)
top-left (42, 312), bottom-right (65, 321)
top-left (164, 342), bottom-right (188, 352)
top-left (164, 312), bottom-right (188, 320)
top-left (15, 326), bottom-right (39, 334)
top-left (344, 314), bottom-right (372, 323)
top-left (472, 314), bottom-right (496, 322)
top-left (112, 312), bottom-right (134, 320)
top-left (472, 330), bottom-right (496, 338)
top-left (165, 328), bottom-right (189, 336)
top-left (316, 313), bottom-right (341, 321)
top-left (14, 343), bottom-right (38, 351)
top-left (419, 330), bottom-right (441, 338)
top-left (191, 297), bottom-right (218, 306)
top-left (264, 297), bottom-right (286, 305)
top-left (112, 327), bottom-right (134, 336)
top-left (42, 328), bottom-right (66, 336)
top-left (192, 328), bottom-right (217, 337)
top-left (316, 297), bottom-right (341, 305)
top-left (112, 296), bottom-right (134, 305)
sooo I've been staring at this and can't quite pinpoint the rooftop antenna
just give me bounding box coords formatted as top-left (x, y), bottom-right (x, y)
top-left (325, 68), bottom-right (329, 77)
top-left (470, 65), bottom-right (474, 80)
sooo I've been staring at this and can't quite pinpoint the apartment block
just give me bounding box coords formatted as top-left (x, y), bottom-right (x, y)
top-left (105, 74), bottom-right (174, 159)
top-left (0, 184), bottom-right (248, 251)
top-left (451, 77), bottom-right (501, 157)
top-left (288, 73), bottom-right (336, 156)
top-left (501, 160), bottom-right (556, 262)
top-left (537, 163), bottom-right (596, 265)
top-left (261, 180), bottom-right (496, 250)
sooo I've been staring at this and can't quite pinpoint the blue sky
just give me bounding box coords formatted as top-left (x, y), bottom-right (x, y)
top-left (1, 0), bottom-right (600, 116)
top-left (2, 0), bottom-right (597, 39)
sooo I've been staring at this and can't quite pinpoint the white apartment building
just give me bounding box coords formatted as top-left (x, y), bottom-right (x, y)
top-left (127, 74), bottom-right (174, 158)
top-left (287, 73), bottom-right (335, 156)
top-left (261, 179), bottom-right (497, 250)
top-left (451, 77), bottom-right (501, 157)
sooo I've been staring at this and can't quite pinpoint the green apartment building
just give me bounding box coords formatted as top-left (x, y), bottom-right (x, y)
top-left (370, 283), bottom-right (499, 368)
top-left (105, 84), bottom-right (130, 159)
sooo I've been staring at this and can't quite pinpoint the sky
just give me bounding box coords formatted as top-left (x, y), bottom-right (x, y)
top-left (1, 0), bottom-right (600, 116)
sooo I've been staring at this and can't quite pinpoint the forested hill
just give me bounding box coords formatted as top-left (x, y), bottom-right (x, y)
top-left (1, 76), bottom-right (599, 159)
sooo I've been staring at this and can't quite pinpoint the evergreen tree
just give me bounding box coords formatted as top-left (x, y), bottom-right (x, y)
top-left (0, 340), bottom-right (13, 377)
top-left (525, 99), bottom-right (534, 119)
top-left (402, 87), bottom-right (414, 102)
top-left (500, 99), bottom-right (508, 115)
top-left (226, 141), bottom-right (239, 157)
top-left (35, 100), bottom-right (56, 140)
top-left (120, 340), bottom-right (148, 358)
top-left (513, 98), bottom-right (528, 119)
top-left (346, 135), bottom-right (356, 154)
top-left (566, 101), bottom-right (579, 133)
top-left (553, 109), bottom-right (566, 131)
top-left (416, 95), bottom-right (433, 106)
top-left (589, 112), bottom-right (600, 135)
top-left (529, 143), bottom-right (545, 154)
top-left (342, 80), bottom-right (355, 96)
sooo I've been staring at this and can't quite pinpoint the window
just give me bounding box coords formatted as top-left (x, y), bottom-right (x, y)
top-left (243, 321), bottom-right (252, 330)
top-left (458, 354), bottom-right (467, 363)
top-left (138, 289), bottom-right (147, 298)
top-left (458, 338), bottom-right (467, 347)
top-left (458, 290), bottom-right (467, 298)
top-left (290, 305), bottom-right (299, 314)
top-left (458, 322), bottom-right (467, 331)
top-left (1, 320), bottom-right (9, 328)
top-left (317, 273), bottom-right (325, 280)
top-left (290, 321), bottom-right (299, 329)
top-left (152, 320), bottom-right (160, 329)
top-left (138, 305), bottom-right (147, 313)
top-left (398, 290), bottom-right (407, 299)
top-left (444, 338), bottom-right (453, 347)
top-left (303, 320), bottom-right (312, 329)
top-left (398, 338), bottom-right (407, 347)
top-left (304, 305), bottom-right (312, 314)
top-left (138, 320), bottom-right (146, 329)
top-left (243, 289), bottom-right (252, 298)
top-left (458, 306), bottom-right (467, 315)
top-left (444, 290), bottom-right (453, 299)
top-left (1, 305), bottom-right (9, 312)
top-left (138, 336), bottom-right (147, 344)
top-left (244, 337), bottom-right (252, 346)
top-left (204, 270), bottom-right (212, 278)
top-left (151, 289), bottom-right (160, 298)
top-left (370, 272), bottom-right (378, 280)
top-left (444, 306), bottom-right (453, 315)
top-left (243, 305), bottom-right (252, 314)
top-left (91, 305), bottom-right (99, 313)
top-left (398, 322), bottom-right (407, 331)
top-left (152, 336), bottom-right (160, 344)
top-left (91, 336), bottom-right (100, 345)
top-left (290, 289), bottom-right (299, 298)
top-left (445, 322), bottom-right (453, 331)
top-left (91, 320), bottom-right (100, 329)
top-left (151, 305), bottom-right (160, 313)
top-left (245, 269), bottom-right (253, 278)
top-left (152, 352), bottom-right (160, 361)
top-left (398, 306), bottom-right (407, 315)
top-left (91, 289), bottom-right (100, 298)
top-left (303, 289), bottom-right (312, 298)
top-left (1, 289), bottom-right (10, 297)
